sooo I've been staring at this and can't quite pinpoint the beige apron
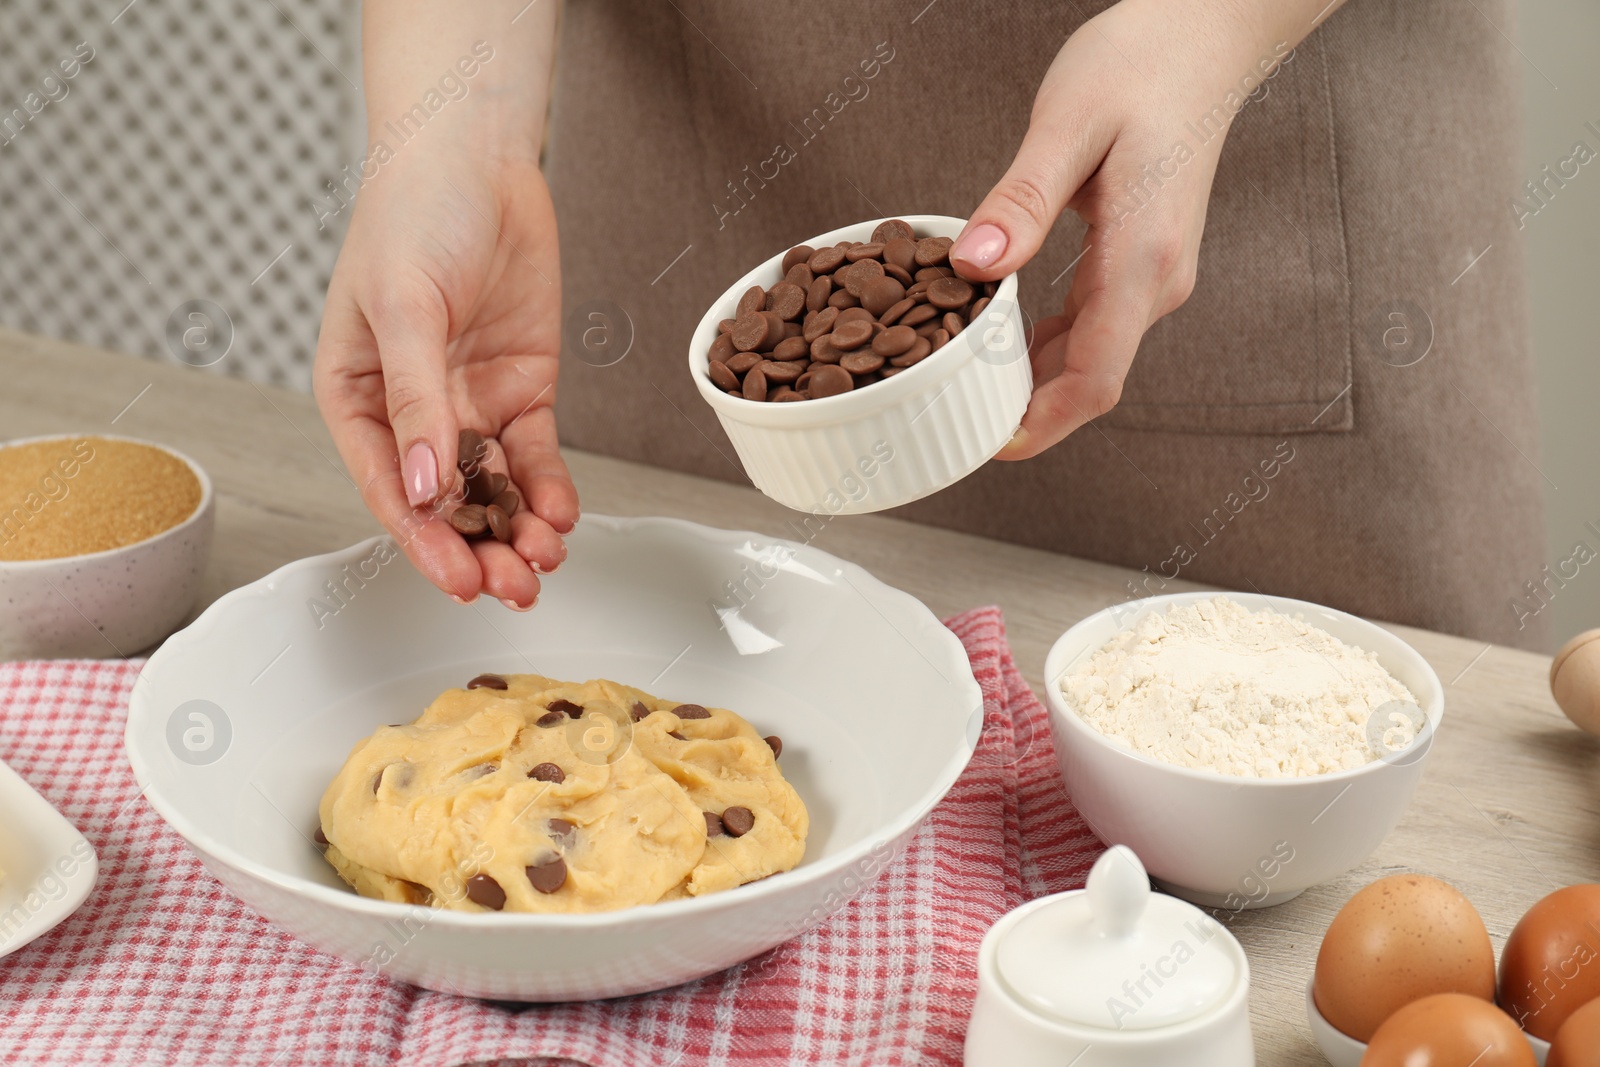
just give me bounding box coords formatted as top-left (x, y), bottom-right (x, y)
top-left (545, 0), bottom-right (1547, 649)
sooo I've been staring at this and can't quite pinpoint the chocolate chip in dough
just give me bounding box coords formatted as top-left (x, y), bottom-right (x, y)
top-left (526, 854), bottom-right (568, 894)
top-left (536, 710), bottom-right (565, 728)
top-left (668, 730), bottom-right (687, 741)
top-left (451, 505), bottom-right (489, 537)
top-left (721, 806), bottom-right (755, 837)
top-left (465, 763), bottom-right (498, 779)
top-left (674, 703), bottom-right (711, 720)
top-left (313, 826), bottom-right (329, 846)
top-left (468, 673), bottom-right (509, 690)
top-left (466, 873), bottom-right (506, 910)
top-left (528, 762), bottom-right (565, 783)
top-left (704, 811), bottom-right (725, 837)
top-left (764, 735), bottom-right (783, 758)
top-left (548, 698), bottom-right (584, 718)
top-left (631, 701), bottom-right (652, 722)
top-left (547, 818), bottom-right (576, 844)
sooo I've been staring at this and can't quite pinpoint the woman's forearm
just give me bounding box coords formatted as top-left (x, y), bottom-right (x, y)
top-left (361, 0), bottom-right (556, 157)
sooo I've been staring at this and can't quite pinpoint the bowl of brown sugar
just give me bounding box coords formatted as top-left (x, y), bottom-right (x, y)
top-left (0, 434), bottom-right (214, 660)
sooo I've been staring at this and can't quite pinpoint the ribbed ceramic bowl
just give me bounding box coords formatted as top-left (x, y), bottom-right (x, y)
top-left (125, 516), bottom-right (982, 1000)
top-left (689, 215), bottom-right (1032, 515)
top-left (0, 434), bottom-right (213, 659)
top-left (1043, 592), bottom-right (1445, 908)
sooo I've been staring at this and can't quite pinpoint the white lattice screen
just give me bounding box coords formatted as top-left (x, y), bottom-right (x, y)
top-left (0, 0), bottom-right (359, 389)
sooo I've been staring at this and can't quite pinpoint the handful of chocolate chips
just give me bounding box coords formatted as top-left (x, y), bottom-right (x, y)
top-left (449, 428), bottom-right (520, 543)
top-left (707, 219), bottom-right (997, 403)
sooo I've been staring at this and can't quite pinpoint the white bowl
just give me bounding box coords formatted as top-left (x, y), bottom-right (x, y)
top-left (0, 434), bottom-right (214, 660)
top-left (1306, 979), bottom-right (1550, 1065)
top-left (689, 215), bottom-right (1032, 515)
top-left (1043, 592), bottom-right (1444, 908)
top-left (0, 757), bottom-right (99, 960)
top-left (125, 516), bottom-right (982, 1000)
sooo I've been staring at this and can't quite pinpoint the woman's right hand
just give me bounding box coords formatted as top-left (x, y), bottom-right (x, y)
top-left (313, 143), bottom-right (576, 610)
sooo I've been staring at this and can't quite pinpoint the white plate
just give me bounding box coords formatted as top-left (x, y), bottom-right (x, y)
top-left (0, 758), bottom-right (98, 959)
top-left (125, 515), bottom-right (982, 1000)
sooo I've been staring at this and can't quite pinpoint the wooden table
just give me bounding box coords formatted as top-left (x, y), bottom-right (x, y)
top-left (5, 327), bottom-right (1595, 1062)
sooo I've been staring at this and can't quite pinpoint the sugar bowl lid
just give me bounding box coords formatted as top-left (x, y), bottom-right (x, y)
top-left (993, 846), bottom-right (1243, 1031)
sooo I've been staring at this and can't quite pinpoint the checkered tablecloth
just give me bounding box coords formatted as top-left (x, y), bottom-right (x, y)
top-left (0, 607), bottom-right (1102, 1066)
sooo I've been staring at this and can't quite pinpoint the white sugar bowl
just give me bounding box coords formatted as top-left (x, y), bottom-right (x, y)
top-left (965, 846), bottom-right (1254, 1067)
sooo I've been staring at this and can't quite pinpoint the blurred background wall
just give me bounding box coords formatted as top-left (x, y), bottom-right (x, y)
top-left (1, 0), bottom-right (1594, 649)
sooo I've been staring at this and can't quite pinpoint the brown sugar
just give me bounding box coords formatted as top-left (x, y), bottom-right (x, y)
top-left (0, 436), bottom-right (203, 561)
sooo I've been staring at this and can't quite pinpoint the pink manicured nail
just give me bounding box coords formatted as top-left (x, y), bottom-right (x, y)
top-left (952, 223), bottom-right (1008, 270)
top-left (500, 597), bottom-right (533, 612)
top-left (403, 442), bottom-right (439, 506)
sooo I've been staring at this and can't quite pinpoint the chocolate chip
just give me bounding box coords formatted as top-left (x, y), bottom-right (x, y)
top-left (451, 505), bottom-right (489, 537)
top-left (872, 219), bottom-right (916, 244)
top-left (860, 276), bottom-right (907, 317)
top-left (548, 698), bottom-right (584, 718)
top-left (721, 806), bottom-right (755, 837)
top-left (486, 504), bottom-right (512, 544)
top-left (942, 312), bottom-right (966, 337)
top-left (914, 237), bottom-right (953, 267)
top-left (781, 245), bottom-right (814, 272)
top-left (841, 351), bottom-right (885, 375)
top-left (708, 360), bottom-right (739, 392)
top-left (526, 854), bottom-right (568, 894)
top-left (631, 701), bottom-right (652, 722)
top-left (668, 730), bottom-right (687, 741)
top-left (890, 336), bottom-right (934, 367)
top-left (829, 319), bottom-right (873, 350)
top-left (468, 673), bottom-right (508, 690)
top-left (726, 350), bottom-right (762, 375)
top-left (879, 297), bottom-right (917, 326)
top-left (930, 328), bottom-right (951, 352)
top-left (968, 296), bottom-right (992, 323)
top-left (827, 288), bottom-right (860, 310)
top-left (766, 282), bottom-right (807, 321)
top-left (458, 428), bottom-right (488, 470)
top-left (764, 735), bottom-right (782, 758)
top-left (807, 364), bottom-right (854, 399)
top-left (761, 359), bottom-right (805, 385)
top-left (845, 241), bottom-right (884, 262)
top-left (491, 490), bottom-right (520, 517)
top-left (872, 324), bottom-right (917, 357)
top-left (729, 313), bottom-right (768, 353)
top-left (464, 467), bottom-right (498, 506)
top-left (547, 818), bottom-right (576, 844)
top-left (742, 365), bottom-right (769, 402)
top-left (675, 703), bottom-right (711, 720)
top-left (839, 258), bottom-right (884, 298)
top-left (705, 811), bottom-right (725, 837)
top-left (927, 276), bottom-right (975, 310)
top-left (466, 873), bottom-right (506, 910)
top-left (802, 306), bottom-right (839, 343)
top-left (805, 276), bottom-right (833, 313)
top-left (736, 284), bottom-right (766, 318)
top-left (784, 262), bottom-right (814, 288)
top-left (528, 762), bottom-right (565, 783)
top-left (899, 303), bottom-right (939, 328)
top-left (313, 826), bottom-right (329, 845)
top-left (709, 333), bottom-right (736, 363)
top-left (807, 246), bottom-right (846, 274)
top-left (536, 710), bottom-right (565, 727)
top-left (772, 336), bottom-right (809, 362)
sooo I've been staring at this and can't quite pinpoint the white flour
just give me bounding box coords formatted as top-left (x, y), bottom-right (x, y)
top-left (1062, 596), bottom-right (1417, 777)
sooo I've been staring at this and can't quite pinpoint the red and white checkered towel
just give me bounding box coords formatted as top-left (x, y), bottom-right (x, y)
top-left (0, 607), bottom-right (1102, 1067)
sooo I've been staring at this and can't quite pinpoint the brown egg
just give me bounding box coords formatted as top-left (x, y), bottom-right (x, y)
top-left (1499, 884), bottom-right (1600, 1040)
top-left (1362, 994), bottom-right (1536, 1066)
top-left (1551, 629), bottom-right (1600, 734)
top-left (1314, 874), bottom-right (1496, 1041)
top-left (1550, 997), bottom-right (1600, 1067)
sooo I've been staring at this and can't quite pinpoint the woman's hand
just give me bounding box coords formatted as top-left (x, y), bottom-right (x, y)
top-left (949, 0), bottom-right (1339, 458)
top-left (313, 148), bottom-right (576, 608)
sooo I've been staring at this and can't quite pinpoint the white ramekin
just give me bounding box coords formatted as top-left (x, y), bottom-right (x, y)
top-left (0, 434), bottom-right (214, 659)
top-left (688, 215), bottom-right (1032, 515)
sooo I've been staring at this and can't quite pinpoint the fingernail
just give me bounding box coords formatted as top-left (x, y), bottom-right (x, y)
top-left (995, 426), bottom-right (1029, 459)
top-left (500, 597), bottom-right (533, 613)
top-left (952, 223), bottom-right (1007, 270)
top-left (450, 593), bottom-right (479, 605)
top-left (403, 442), bottom-right (439, 506)
top-left (559, 541), bottom-right (569, 561)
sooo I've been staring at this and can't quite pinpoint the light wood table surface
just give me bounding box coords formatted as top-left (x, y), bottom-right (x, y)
top-left (4, 327), bottom-right (1596, 1063)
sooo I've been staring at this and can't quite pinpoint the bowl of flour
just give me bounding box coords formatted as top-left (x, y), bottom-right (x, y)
top-left (1044, 593), bottom-right (1443, 908)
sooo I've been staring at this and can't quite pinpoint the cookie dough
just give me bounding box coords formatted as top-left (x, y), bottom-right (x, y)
top-left (318, 673), bottom-right (808, 913)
